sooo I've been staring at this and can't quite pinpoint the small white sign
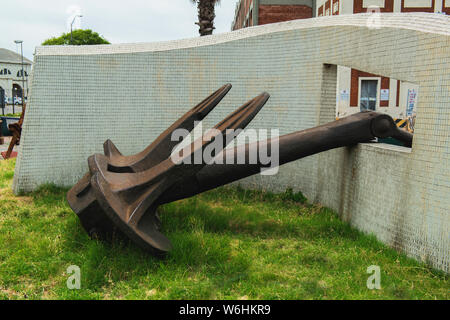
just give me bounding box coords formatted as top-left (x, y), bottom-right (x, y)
top-left (340, 89), bottom-right (349, 101)
top-left (380, 89), bottom-right (389, 101)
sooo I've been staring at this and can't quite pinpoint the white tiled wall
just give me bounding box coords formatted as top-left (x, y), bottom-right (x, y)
top-left (13, 13), bottom-right (450, 272)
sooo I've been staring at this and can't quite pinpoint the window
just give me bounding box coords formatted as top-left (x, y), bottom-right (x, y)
top-left (17, 70), bottom-right (28, 77)
top-left (325, 0), bottom-right (331, 15)
top-left (333, 0), bottom-right (340, 14)
top-left (333, 64), bottom-right (416, 148)
top-left (360, 80), bottom-right (378, 111)
top-left (0, 68), bottom-right (12, 75)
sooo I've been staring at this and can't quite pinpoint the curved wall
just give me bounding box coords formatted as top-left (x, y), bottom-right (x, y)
top-left (13, 13), bottom-right (450, 272)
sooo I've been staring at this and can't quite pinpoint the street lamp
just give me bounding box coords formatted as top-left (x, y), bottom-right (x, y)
top-left (14, 40), bottom-right (25, 113)
top-left (70, 15), bottom-right (83, 45)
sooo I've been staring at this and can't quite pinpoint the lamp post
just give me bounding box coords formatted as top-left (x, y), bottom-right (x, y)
top-left (70, 15), bottom-right (83, 45)
top-left (14, 40), bottom-right (25, 113)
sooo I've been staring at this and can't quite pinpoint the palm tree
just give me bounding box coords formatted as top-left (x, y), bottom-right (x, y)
top-left (190, 0), bottom-right (221, 36)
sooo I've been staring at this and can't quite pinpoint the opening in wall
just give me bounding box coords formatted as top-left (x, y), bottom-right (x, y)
top-left (334, 65), bottom-right (418, 147)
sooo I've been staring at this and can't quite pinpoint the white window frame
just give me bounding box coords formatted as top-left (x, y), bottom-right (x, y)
top-left (358, 77), bottom-right (381, 110)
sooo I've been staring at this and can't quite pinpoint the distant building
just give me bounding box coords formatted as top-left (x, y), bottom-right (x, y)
top-left (0, 48), bottom-right (32, 106)
top-left (317, 0), bottom-right (449, 16)
top-left (232, 0), bottom-right (316, 31)
top-left (231, 0), bottom-right (448, 125)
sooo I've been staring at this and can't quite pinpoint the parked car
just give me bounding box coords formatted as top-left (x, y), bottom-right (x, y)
top-left (13, 96), bottom-right (22, 105)
top-left (2, 96), bottom-right (25, 105)
top-left (4, 96), bottom-right (12, 105)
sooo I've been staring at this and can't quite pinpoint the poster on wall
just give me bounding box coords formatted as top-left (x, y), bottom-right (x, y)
top-left (380, 89), bottom-right (389, 101)
top-left (406, 89), bottom-right (417, 116)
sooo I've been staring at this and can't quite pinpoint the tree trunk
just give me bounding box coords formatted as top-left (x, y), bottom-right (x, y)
top-left (196, 0), bottom-right (216, 36)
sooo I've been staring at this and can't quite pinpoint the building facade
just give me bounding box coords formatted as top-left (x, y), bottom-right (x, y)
top-left (317, 0), bottom-right (449, 16)
top-left (232, 0), bottom-right (448, 128)
top-left (232, 0), bottom-right (316, 30)
top-left (0, 48), bottom-right (32, 111)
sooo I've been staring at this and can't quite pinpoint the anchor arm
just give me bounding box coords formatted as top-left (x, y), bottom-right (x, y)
top-left (106, 83), bottom-right (232, 172)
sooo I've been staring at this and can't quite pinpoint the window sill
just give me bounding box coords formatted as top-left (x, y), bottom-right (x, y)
top-left (359, 142), bottom-right (412, 154)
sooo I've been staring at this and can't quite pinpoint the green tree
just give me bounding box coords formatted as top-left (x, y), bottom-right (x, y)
top-left (190, 0), bottom-right (221, 36)
top-left (42, 29), bottom-right (110, 46)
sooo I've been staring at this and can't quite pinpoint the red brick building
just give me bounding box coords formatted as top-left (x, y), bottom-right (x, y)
top-left (232, 0), bottom-right (316, 30)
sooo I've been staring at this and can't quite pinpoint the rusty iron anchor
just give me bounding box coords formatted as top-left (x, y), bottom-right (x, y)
top-left (67, 84), bottom-right (413, 255)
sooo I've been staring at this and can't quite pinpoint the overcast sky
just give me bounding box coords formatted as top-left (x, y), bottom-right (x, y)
top-left (0, 0), bottom-right (237, 60)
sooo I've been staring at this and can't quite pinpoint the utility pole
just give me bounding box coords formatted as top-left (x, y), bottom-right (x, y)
top-left (14, 40), bottom-right (25, 113)
top-left (70, 15), bottom-right (83, 45)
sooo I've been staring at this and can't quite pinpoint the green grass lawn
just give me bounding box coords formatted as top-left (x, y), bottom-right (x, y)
top-left (2, 113), bottom-right (22, 118)
top-left (0, 159), bottom-right (448, 300)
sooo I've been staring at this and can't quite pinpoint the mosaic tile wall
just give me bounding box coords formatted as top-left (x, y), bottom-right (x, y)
top-left (13, 13), bottom-right (449, 272)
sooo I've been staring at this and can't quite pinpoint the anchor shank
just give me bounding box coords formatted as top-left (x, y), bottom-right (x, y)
top-left (158, 111), bottom-right (412, 203)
